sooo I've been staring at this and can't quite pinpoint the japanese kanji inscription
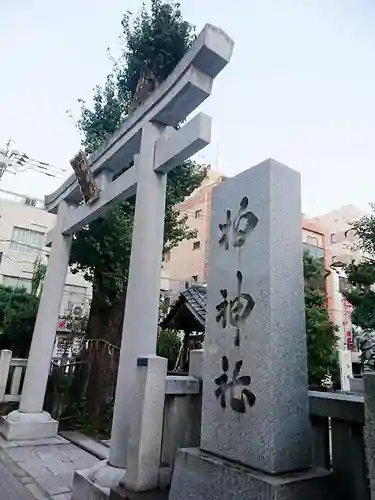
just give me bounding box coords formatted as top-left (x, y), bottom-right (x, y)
top-left (214, 195), bottom-right (258, 410)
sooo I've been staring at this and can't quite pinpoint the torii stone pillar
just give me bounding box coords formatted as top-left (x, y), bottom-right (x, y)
top-left (74, 122), bottom-right (170, 497)
top-left (108, 122), bottom-right (166, 468)
top-left (1, 201), bottom-right (72, 440)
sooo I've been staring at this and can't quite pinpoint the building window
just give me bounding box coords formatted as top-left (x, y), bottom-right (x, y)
top-left (339, 277), bottom-right (348, 294)
top-left (330, 231), bottom-right (347, 245)
top-left (61, 284), bottom-right (88, 315)
top-left (2, 275), bottom-right (32, 292)
top-left (306, 235), bottom-right (318, 246)
top-left (25, 198), bottom-right (36, 207)
top-left (195, 209), bottom-right (202, 219)
top-left (193, 241), bottom-right (201, 250)
top-left (345, 229), bottom-right (356, 242)
top-left (9, 227), bottom-right (45, 254)
top-left (164, 251), bottom-right (171, 262)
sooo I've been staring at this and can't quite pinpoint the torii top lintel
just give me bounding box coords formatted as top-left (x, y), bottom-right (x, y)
top-left (44, 24), bottom-right (234, 233)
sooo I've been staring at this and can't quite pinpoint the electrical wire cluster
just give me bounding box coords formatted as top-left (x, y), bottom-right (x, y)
top-left (0, 139), bottom-right (68, 181)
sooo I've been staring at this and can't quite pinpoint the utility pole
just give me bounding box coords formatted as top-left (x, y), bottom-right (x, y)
top-left (0, 139), bottom-right (67, 182)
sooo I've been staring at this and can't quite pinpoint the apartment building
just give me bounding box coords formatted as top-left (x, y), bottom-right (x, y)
top-left (163, 170), bottom-right (225, 294)
top-left (164, 176), bottom-right (368, 387)
top-left (302, 217), bottom-right (326, 261)
top-left (313, 205), bottom-right (365, 266)
top-left (163, 172), bottom-right (328, 293)
top-left (312, 205), bottom-right (365, 352)
top-left (0, 188), bottom-right (91, 347)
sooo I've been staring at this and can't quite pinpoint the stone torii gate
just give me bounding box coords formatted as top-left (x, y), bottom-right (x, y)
top-left (0, 20), bottom-right (233, 476)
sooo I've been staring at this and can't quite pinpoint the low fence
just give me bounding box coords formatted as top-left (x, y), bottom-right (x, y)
top-left (157, 351), bottom-right (371, 500)
top-left (0, 350), bottom-right (80, 409)
top-left (0, 348), bottom-right (372, 499)
top-left (45, 357), bottom-right (90, 420)
top-left (160, 379), bottom-right (369, 499)
top-left (161, 376), bottom-right (202, 469)
top-left (310, 391), bottom-right (367, 500)
top-left (0, 350), bottom-right (27, 403)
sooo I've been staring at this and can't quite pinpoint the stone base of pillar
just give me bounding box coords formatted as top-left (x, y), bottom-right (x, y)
top-left (110, 485), bottom-right (169, 500)
top-left (109, 467), bottom-right (171, 500)
top-left (169, 448), bottom-right (332, 500)
top-left (0, 410), bottom-right (58, 441)
top-left (71, 460), bottom-right (125, 500)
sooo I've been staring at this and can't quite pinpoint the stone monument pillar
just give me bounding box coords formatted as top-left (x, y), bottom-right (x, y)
top-left (169, 159), bottom-right (331, 500)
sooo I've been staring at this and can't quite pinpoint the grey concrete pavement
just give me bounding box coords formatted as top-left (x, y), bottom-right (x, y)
top-left (0, 435), bottom-right (100, 499)
top-left (0, 448), bottom-right (48, 500)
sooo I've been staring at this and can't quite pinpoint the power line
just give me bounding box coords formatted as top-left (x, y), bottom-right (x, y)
top-left (0, 140), bottom-right (68, 182)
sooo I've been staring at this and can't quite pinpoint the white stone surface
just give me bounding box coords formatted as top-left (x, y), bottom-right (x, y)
top-left (0, 437), bottom-right (99, 498)
top-left (72, 460), bottom-right (125, 500)
top-left (189, 349), bottom-right (204, 379)
top-left (1, 411), bottom-right (58, 441)
top-left (154, 113), bottom-right (211, 174)
top-left (165, 376), bottom-right (200, 395)
top-left (59, 431), bottom-right (109, 460)
top-left (200, 159), bottom-right (311, 474)
top-left (18, 201), bottom-right (72, 418)
top-left (122, 356), bottom-right (167, 492)
top-left (0, 349), bottom-right (12, 401)
top-left (109, 124), bottom-right (167, 469)
top-left (72, 469), bottom-right (109, 500)
top-left (0, 435), bottom-right (69, 449)
top-left (339, 349), bottom-right (353, 392)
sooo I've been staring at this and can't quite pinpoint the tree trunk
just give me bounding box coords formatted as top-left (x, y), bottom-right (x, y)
top-left (73, 275), bottom-right (126, 436)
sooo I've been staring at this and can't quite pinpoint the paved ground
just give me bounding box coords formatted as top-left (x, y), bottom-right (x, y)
top-left (0, 448), bottom-right (49, 500)
top-left (0, 435), bottom-right (100, 499)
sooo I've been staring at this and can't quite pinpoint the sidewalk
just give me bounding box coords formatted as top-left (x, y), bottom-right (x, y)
top-left (0, 435), bottom-right (100, 500)
top-left (0, 450), bottom-right (42, 500)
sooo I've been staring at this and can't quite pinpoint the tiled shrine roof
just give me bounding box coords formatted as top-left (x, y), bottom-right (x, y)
top-left (161, 284), bottom-right (207, 333)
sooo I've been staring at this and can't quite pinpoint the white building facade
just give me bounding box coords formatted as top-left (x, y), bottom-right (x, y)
top-left (0, 188), bottom-right (91, 355)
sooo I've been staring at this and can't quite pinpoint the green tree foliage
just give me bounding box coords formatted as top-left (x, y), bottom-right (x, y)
top-left (157, 329), bottom-right (181, 371)
top-left (303, 251), bottom-right (338, 386)
top-left (70, 0), bottom-right (206, 429)
top-left (0, 286), bottom-right (39, 357)
top-left (157, 296), bottom-right (181, 371)
top-left (72, 0), bottom-right (205, 304)
top-left (343, 206), bottom-right (375, 330)
top-left (31, 258), bottom-right (46, 297)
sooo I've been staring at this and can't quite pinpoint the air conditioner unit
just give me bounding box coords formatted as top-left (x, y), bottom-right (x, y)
top-left (72, 305), bottom-right (84, 316)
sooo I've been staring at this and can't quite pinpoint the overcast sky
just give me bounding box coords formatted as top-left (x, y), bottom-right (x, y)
top-left (0, 0), bottom-right (374, 215)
